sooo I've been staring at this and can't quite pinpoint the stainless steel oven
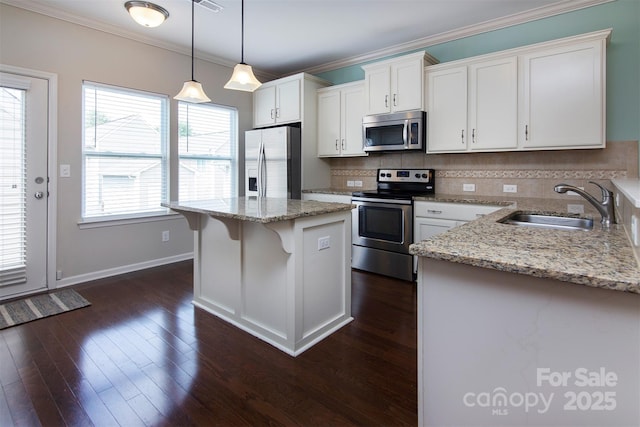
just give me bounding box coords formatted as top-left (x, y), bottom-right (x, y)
top-left (351, 168), bottom-right (435, 282)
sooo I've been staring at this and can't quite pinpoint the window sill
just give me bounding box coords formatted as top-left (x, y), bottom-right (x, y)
top-left (78, 211), bottom-right (182, 229)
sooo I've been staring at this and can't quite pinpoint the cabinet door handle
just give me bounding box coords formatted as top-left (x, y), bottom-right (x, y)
top-left (341, 139), bottom-right (346, 150)
top-left (393, 94), bottom-right (397, 106)
top-left (427, 209), bottom-right (443, 214)
top-left (270, 109), bottom-right (275, 119)
top-left (525, 124), bottom-right (529, 141)
top-left (472, 128), bottom-right (476, 144)
top-left (335, 139), bottom-right (339, 150)
top-left (275, 108), bottom-right (280, 119)
top-left (384, 95), bottom-right (389, 108)
top-left (461, 129), bottom-right (465, 144)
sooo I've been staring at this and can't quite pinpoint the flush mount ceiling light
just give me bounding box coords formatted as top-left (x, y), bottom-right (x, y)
top-left (224, 0), bottom-right (262, 92)
top-left (174, 0), bottom-right (211, 103)
top-left (124, 1), bottom-right (169, 28)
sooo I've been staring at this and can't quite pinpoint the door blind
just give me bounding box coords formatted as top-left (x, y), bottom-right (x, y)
top-left (0, 86), bottom-right (27, 286)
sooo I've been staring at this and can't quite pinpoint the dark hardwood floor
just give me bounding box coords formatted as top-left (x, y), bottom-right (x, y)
top-left (0, 261), bottom-right (417, 426)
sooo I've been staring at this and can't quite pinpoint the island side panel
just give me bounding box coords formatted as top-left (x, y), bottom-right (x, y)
top-left (296, 211), bottom-right (353, 345)
top-left (241, 220), bottom-right (289, 340)
top-left (196, 215), bottom-right (242, 315)
top-left (418, 257), bottom-right (640, 427)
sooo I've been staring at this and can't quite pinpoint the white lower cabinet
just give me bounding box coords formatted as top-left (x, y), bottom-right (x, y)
top-left (413, 201), bottom-right (505, 274)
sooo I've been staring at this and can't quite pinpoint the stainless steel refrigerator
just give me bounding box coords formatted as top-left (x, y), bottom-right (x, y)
top-left (245, 126), bottom-right (302, 199)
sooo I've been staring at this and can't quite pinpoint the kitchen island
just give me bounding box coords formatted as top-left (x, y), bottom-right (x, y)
top-left (410, 198), bottom-right (640, 426)
top-left (164, 197), bottom-right (354, 356)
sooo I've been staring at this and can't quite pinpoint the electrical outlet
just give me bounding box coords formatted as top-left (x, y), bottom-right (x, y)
top-left (632, 215), bottom-right (639, 247)
top-left (567, 204), bottom-right (585, 214)
top-left (503, 184), bottom-right (518, 193)
top-left (56, 270), bottom-right (63, 280)
top-left (347, 180), bottom-right (355, 187)
top-left (354, 180), bottom-right (363, 187)
top-left (317, 236), bottom-right (330, 250)
top-left (162, 230), bottom-right (170, 242)
top-left (463, 183), bottom-right (476, 192)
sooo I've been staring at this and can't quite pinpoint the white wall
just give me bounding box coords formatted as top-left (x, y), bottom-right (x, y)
top-left (0, 4), bottom-right (254, 285)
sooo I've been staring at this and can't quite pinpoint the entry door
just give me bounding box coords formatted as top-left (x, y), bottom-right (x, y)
top-left (0, 72), bottom-right (49, 300)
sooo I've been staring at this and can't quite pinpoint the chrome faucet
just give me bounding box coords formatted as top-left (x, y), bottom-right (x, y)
top-left (554, 181), bottom-right (616, 226)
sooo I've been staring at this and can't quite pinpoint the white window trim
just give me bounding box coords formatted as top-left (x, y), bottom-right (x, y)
top-left (81, 81), bottom-right (170, 222)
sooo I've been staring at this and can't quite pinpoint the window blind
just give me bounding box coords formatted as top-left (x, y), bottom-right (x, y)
top-left (0, 86), bottom-right (27, 286)
top-left (82, 82), bottom-right (169, 219)
top-left (178, 102), bottom-right (237, 201)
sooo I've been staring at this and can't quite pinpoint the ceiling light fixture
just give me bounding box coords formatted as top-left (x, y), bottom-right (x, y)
top-left (224, 0), bottom-right (262, 92)
top-left (174, 0), bottom-right (211, 103)
top-left (124, 1), bottom-right (169, 28)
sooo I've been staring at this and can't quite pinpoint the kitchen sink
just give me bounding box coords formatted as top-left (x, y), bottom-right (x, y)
top-left (499, 212), bottom-right (594, 231)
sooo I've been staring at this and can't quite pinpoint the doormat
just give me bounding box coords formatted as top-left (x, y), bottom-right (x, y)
top-left (0, 289), bottom-right (90, 330)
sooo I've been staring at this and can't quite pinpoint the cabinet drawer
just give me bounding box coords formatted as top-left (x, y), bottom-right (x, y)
top-left (414, 201), bottom-right (502, 221)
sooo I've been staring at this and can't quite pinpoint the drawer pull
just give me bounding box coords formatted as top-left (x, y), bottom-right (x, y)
top-left (427, 209), bottom-right (443, 214)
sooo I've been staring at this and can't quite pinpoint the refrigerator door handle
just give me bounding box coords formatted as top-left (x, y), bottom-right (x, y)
top-left (257, 142), bottom-right (266, 197)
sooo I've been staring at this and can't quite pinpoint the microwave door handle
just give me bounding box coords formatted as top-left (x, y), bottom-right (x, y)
top-left (403, 120), bottom-right (409, 145)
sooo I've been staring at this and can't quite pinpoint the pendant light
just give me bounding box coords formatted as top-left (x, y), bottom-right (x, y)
top-left (175, 0), bottom-right (211, 103)
top-left (124, 1), bottom-right (169, 28)
top-left (224, 0), bottom-right (262, 92)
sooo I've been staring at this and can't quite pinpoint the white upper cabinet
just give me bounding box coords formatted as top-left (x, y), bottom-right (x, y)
top-left (519, 36), bottom-right (606, 149)
top-left (362, 51), bottom-right (436, 115)
top-left (426, 66), bottom-right (468, 152)
top-left (468, 56), bottom-right (519, 151)
top-left (426, 57), bottom-right (518, 154)
top-left (425, 29), bottom-right (610, 154)
top-left (317, 81), bottom-right (367, 157)
top-left (254, 76), bottom-right (302, 127)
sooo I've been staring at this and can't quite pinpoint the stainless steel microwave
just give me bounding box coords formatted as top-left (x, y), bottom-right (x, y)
top-left (362, 110), bottom-right (426, 152)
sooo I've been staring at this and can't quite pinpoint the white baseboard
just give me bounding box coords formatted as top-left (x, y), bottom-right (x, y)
top-left (54, 253), bottom-right (194, 289)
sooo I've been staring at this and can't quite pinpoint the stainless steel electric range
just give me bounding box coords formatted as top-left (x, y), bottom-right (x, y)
top-left (351, 168), bottom-right (435, 281)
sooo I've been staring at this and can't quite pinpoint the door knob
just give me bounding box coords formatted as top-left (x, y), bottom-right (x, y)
top-left (34, 191), bottom-right (44, 199)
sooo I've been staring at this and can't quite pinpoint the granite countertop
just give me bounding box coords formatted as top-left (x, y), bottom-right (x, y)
top-left (410, 195), bottom-right (640, 295)
top-left (163, 197), bottom-right (354, 224)
top-left (303, 188), bottom-right (360, 196)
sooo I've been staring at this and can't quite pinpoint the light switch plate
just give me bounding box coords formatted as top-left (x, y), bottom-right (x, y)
top-left (632, 215), bottom-right (639, 246)
top-left (60, 164), bottom-right (71, 177)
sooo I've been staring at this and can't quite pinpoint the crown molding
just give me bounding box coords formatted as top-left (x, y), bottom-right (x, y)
top-left (2, 0), bottom-right (614, 79)
top-left (300, 0), bottom-right (614, 75)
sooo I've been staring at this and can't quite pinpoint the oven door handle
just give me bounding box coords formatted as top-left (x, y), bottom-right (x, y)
top-left (351, 197), bottom-right (412, 205)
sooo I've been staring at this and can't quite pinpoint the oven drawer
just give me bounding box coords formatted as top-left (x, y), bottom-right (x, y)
top-left (414, 201), bottom-right (503, 222)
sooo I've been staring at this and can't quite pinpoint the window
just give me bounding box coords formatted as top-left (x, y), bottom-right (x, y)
top-left (82, 82), bottom-right (168, 220)
top-left (178, 102), bottom-right (237, 201)
top-left (0, 85), bottom-right (26, 285)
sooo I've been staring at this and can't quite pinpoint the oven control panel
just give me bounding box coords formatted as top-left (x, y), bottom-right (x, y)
top-left (378, 169), bottom-right (434, 183)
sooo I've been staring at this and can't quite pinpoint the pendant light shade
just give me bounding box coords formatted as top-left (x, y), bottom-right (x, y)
top-left (175, 80), bottom-right (211, 103)
top-left (225, 63), bottom-right (262, 92)
top-left (174, 0), bottom-right (211, 103)
top-left (124, 1), bottom-right (169, 28)
top-left (225, 0), bottom-right (261, 92)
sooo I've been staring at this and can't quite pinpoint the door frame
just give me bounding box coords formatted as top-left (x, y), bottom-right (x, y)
top-left (1, 64), bottom-right (58, 293)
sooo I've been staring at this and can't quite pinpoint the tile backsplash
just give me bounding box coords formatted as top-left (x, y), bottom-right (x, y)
top-left (328, 141), bottom-right (639, 200)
